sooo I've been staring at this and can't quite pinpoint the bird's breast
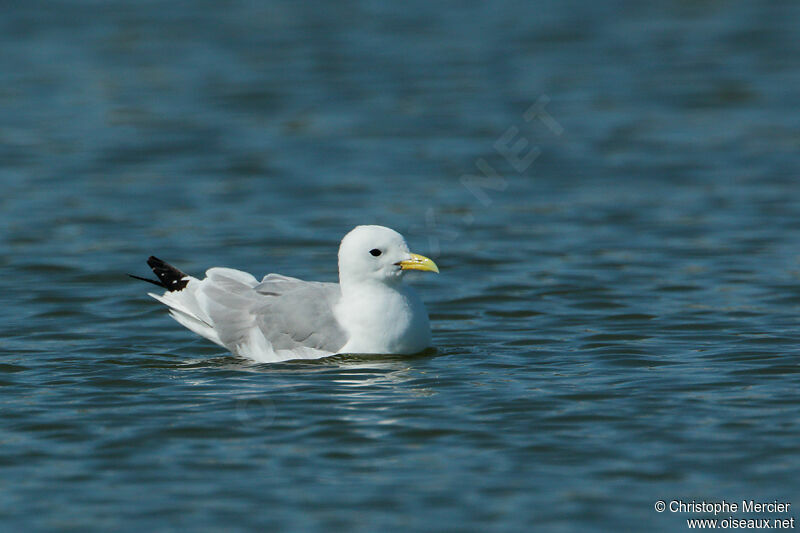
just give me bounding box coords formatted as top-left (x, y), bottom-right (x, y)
top-left (335, 285), bottom-right (431, 354)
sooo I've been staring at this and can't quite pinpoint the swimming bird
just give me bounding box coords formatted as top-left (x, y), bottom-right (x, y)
top-left (132, 225), bottom-right (439, 363)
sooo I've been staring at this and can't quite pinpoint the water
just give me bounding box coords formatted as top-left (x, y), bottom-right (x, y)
top-left (2, 1), bottom-right (800, 531)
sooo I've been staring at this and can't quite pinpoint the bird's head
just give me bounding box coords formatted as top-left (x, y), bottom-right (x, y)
top-left (338, 225), bottom-right (439, 286)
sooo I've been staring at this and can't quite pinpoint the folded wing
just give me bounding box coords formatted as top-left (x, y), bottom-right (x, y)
top-left (152, 268), bottom-right (347, 362)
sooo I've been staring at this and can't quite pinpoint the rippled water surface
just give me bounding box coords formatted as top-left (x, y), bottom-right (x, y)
top-left (3, 1), bottom-right (800, 531)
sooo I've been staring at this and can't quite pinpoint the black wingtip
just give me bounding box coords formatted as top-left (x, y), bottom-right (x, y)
top-left (145, 256), bottom-right (190, 292)
top-left (128, 273), bottom-right (165, 288)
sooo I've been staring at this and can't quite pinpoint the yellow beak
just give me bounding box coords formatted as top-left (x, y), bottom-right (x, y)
top-left (398, 253), bottom-right (439, 273)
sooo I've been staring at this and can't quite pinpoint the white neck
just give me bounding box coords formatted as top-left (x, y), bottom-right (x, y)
top-left (335, 277), bottom-right (431, 354)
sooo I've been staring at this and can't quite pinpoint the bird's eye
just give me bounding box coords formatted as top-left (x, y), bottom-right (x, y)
top-left (369, 249), bottom-right (382, 257)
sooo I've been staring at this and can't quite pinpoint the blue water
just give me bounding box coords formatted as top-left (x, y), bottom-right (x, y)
top-left (3, 1), bottom-right (800, 531)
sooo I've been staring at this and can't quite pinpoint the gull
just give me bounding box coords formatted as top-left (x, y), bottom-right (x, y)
top-left (131, 225), bottom-right (439, 363)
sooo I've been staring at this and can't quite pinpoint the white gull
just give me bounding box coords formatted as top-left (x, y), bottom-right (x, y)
top-left (134, 225), bottom-right (439, 363)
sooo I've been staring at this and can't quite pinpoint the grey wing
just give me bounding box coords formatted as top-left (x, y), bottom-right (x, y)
top-left (197, 268), bottom-right (347, 360)
top-left (253, 279), bottom-right (347, 354)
